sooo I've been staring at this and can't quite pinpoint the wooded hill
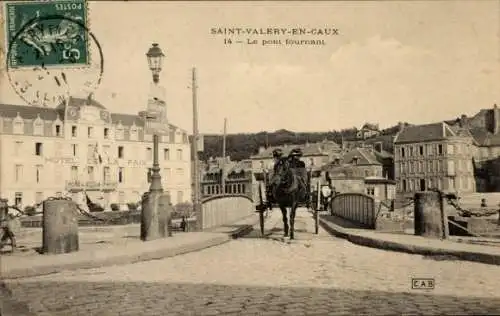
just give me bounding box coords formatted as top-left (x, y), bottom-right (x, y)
top-left (195, 122), bottom-right (409, 162)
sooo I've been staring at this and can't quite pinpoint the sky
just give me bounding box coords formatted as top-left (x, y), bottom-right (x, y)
top-left (1, 1), bottom-right (499, 134)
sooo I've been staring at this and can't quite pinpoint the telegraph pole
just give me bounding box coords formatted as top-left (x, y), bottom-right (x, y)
top-left (221, 118), bottom-right (227, 194)
top-left (192, 68), bottom-right (202, 231)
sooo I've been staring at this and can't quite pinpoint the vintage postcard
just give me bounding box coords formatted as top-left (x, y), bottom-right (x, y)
top-left (1, 1), bottom-right (500, 315)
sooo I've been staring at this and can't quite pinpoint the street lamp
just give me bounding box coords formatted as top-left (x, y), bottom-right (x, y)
top-left (145, 43), bottom-right (165, 194)
top-left (146, 43), bottom-right (165, 84)
top-left (139, 43), bottom-right (169, 241)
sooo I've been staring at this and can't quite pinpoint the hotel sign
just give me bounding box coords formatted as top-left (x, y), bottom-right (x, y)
top-left (45, 157), bottom-right (148, 167)
top-left (45, 157), bottom-right (78, 164)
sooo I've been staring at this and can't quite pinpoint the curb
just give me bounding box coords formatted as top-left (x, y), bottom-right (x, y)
top-left (1, 234), bottom-right (231, 280)
top-left (319, 217), bottom-right (500, 266)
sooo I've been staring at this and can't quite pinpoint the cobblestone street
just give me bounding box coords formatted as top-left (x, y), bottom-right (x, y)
top-left (4, 209), bottom-right (500, 315)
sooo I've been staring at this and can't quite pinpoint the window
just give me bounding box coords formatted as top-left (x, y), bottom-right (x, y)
top-left (70, 166), bottom-right (78, 181)
top-left (34, 121), bottom-right (44, 135)
top-left (130, 127), bottom-right (138, 141)
top-left (71, 125), bottom-right (77, 137)
top-left (88, 126), bottom-right (93, 138)
top-left (115, 127), bottom-right (124, 140)
top-left (72, 144), bottom-right (78, 156)
top-left (402, 179), bottom-right (407, 192)
top-left (438, 144), bottom-right (443, 155)
top-left (87, 166), bottom-right (95, 181)
top-left (15, 164), bottom-right (23, 182)
top-left (366, 187), bottom-right (375, 196)
top-left (177, 191), bottom-right (184, 204)
top-left (177, 149), bottom-right (183, 160)
top-left (55, 124), bottom-right (61, 136)
top-left (14, 141), bottom-right (22, 156)
top-left (35, 142), bottom-right (43, 156)
top-left (103, 167), bottom-right (111, 183)
top-left (118, 146), bottom-right (124, 159)
top-left (13, 120), bottom-right (23, 134)
top-left (409, 147), bottom-right (414, 156)
top-left (102, 145), bottom-right (110, 160)
top-left (163, 148), bottom-right (170, 160)
top-left (14, 192), bottom-right (22, 208)
top-left (118, 167), bottom-right (124, 183)
top-left (419, 146), bottom-right (424, 156)
top-left (87, 144), bottom-right (94, 160)
top-left (104, 128), bottom-right (109, 139)
top-left (401, 147), bottom-right (405, 158)
top-left (35, 192), bottom-right (43, 204)
top-left (35, 165), bottom-right (43, 183)
top-left (146, 147), bottom-right (152, 160)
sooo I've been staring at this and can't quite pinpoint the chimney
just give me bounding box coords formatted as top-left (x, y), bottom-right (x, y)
top-left (494, 104), bottom-right (500, 134)
top-left (398, 122), bottom-right (405, 132)
top-left (459, 114), bottom-right (467, 128)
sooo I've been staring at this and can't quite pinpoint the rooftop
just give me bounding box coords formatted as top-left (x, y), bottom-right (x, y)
top-left (393, 122), bottom-right (456, 144)
top-left (0, 98), bottom-right (185, 132)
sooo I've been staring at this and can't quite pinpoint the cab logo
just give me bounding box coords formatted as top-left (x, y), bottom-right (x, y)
top-left (412, 278), bottom-right (435, 290)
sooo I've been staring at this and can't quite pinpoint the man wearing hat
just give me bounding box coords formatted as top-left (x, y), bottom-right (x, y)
top-left (288, 148), bottom-right (306, 169)
top-left (272, 148), bottom-right (284, 171)
top-left (288, 148), bottom-right (309, 202)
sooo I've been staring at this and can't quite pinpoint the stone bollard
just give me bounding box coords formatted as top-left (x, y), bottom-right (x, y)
top-left (158, 193), bottom-right (173, 237)
top-left (42, 199), bottom-right (79, 254)
top-left (414, 191), bottom-right (449, 239)
top-left (141, 192), bottom-right (172, 241)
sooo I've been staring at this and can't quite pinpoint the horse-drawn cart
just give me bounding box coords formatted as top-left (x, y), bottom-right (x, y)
top-left (254, 165), bottom-right (324, 237)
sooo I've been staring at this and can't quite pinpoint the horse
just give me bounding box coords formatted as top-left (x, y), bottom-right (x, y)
top-left (269, 158), bottom-right (308, 240)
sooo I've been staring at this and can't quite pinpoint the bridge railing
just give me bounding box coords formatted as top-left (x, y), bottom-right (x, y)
top-left (330, 193), bottom-right (376, 229)
top-left (200, 194), bottom-right (254, 230)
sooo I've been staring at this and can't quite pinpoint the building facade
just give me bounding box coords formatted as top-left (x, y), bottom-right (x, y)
top-left (0, 98), bottom-right (192, 210)
top-left (393, 122), bottom-right (476, 195)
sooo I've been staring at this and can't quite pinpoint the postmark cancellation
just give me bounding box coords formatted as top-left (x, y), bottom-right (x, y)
top-left (5, 0), bottom-right (90, 69)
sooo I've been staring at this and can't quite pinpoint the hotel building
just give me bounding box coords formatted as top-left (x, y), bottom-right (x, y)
top-left (0, 97), bottom-right (192, 210)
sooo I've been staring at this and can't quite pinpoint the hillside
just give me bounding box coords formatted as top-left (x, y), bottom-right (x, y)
top-left (194, 122), bottom-right (408, 161)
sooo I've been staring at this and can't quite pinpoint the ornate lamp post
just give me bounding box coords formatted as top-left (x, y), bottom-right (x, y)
top-left (146, 43), bottom-right (165, 193)
top-left (140, 43), bottom-right (169, 241)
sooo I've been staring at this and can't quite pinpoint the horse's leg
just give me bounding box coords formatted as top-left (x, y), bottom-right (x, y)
top-left (8, 229), bottom-right (16, 252)
top-left (0, 228), bottom-right (5, 250)
top-left (290, 202), bottom-right (297, 240)
top-left (280, 205), bottom-right (289, 237)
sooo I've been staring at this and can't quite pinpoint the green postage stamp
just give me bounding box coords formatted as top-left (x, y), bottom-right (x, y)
top-left (5, 0), bottom-right (89, 68)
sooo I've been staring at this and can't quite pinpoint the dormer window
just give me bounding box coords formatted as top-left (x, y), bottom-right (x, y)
top-left (352, 156), bottom-right (359, 165)
top-left (130, 126), bottom-right (138, 141)
top-left (71, 126), bottom-right (77, 137)
top-left (13, 115), bottom-right (24, 135)
top-left (33, 120), bottom-right (44, 136)
top-left (55, 124), bottom-right (61, 137)
top-left (115, 125), bottom-right (124, 140)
